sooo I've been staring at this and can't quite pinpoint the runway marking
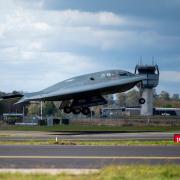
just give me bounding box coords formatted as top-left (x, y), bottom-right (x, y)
top-left (0, 138), bottom-right (173, 141)
top-left (0, 156), bottom-right (180, 160)
top-left (0, 169), bottom-right (99, 175)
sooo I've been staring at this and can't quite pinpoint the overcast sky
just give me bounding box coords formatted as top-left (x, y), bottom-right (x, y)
top-left (0, 0), bottom-right (180, 94)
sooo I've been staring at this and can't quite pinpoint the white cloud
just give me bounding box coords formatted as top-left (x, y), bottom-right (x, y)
top-left (0, 50), bottom-right (103, 92)
top-left (37, 10), bottom-right (125, 27)
top-left (160, 71), bottom-right (180, 83)
top-left (0, 2), bottom-right (157, 52)
top-left (0, 0), bottom-right (179, 93)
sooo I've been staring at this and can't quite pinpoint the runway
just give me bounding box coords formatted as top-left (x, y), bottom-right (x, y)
top-left (0, 131), bottom-right (178, 141)
top-left (0, 145), bottom-right (180, 168)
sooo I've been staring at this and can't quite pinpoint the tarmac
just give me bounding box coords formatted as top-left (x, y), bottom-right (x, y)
top-left (0, 145), bottom-right (180, 168)
top-left (0, 131), bottom-right (178, 141)
top-left (0, 131), bottom-right (180, 169)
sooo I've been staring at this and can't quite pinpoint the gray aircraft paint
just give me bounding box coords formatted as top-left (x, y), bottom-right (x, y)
top-left (14, 70), bottom-right (145, 104)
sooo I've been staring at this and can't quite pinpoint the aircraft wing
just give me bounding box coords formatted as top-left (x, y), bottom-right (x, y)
top-left (15, 75), bottom-right (145, 104)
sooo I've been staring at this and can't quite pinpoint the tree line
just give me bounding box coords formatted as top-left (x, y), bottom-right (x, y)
top-left (0, 89), bottom-right (180, 116)
top-left (115, 90), bottom-right (180, 108)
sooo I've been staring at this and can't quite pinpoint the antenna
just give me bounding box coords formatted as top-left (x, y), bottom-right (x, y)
top-left (140, 56), bottom-right (142, 65)
top-left (152, 56), bottom-right (154, 65)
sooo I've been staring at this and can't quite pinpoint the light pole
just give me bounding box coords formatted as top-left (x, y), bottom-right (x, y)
top-left (40, 101), bottom-right (43, 120)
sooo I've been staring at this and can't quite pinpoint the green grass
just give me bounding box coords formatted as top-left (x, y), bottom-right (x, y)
top-left (0, 165), bottom-right (180, 180)
top-left (1, 124), bottom-right (180, 132)
top-left (0, 140), bottom-right (179, 146)
top-left (69, 140), bottom-right (179, 146)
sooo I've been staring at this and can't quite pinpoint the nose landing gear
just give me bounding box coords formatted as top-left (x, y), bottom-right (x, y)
top-left (139, 98), bottom-right (146, 104)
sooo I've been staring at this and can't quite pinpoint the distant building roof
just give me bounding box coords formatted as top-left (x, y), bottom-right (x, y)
top-left (3, 113), bottom-right (24, 117)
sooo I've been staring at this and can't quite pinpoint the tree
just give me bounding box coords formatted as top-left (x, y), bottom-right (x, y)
top-left (104, 94), bottom-right (115, 107)
top-left (28, 102), bottom-right (57, 116)
top-left (126, 89), bottom-right (140, 107)
top-left (159, 91), bottom-right (170, 100)
top-left (153, 89), bottom-right (158, 99)
top-left (116, 93), bottom-right (126, 107)
top-left (43, 102), bottom-right (57, 115)
top-left (172, 94), bottom-right (179, 101)
top-left (28, 103), bottom-right (40, 115)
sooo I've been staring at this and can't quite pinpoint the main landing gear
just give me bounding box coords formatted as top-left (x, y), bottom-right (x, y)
top-left (61, 95), bottom-right (107, 115)
top-left (63, 106), bottom-right (91, 115)
top-left (81, 107), bottom-right (91, 115)
top-left (63, 106), bottom-right (72, 114)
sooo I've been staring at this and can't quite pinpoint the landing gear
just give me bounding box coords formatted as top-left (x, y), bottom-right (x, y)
top-left (72, 107), bottom-right (81, 115)
top-left (63, 106), bottom-right (90, 115)
top-left (139, 98), bottom-right (146, 104)
top-left (61, 95), bottom-right (102, 115)
top-left (63, 106), bottom-right (71, 114)
top-left (81, 107), bottom-right (91, 115)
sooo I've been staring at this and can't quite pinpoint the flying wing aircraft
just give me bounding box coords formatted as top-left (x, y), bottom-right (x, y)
top-left (1, 70), bottom-right (145, 115)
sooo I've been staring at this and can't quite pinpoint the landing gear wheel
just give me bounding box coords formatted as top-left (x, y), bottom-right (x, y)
top-left (64, 106), bottom-right (72, 114)
top-left (81, 107), bottom-right (91, 115)
top-left (72, 108), bottom-right (81, 115)
top-left (139, 98), bottom-right (146, 104)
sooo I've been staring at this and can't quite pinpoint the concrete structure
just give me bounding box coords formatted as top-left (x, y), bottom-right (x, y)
top-left (101, 107), bottom-right (180, 117)
top-left (135, 64), bottom-right (159, 116)
top-left (141, 88), bottom-right (154, 115)
top-left (47, 116), bottom-right (53, 126)
top-left (3, 113), bottom-right (24, 124)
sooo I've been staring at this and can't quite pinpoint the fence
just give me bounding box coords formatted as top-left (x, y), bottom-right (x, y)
top-left (70, 116), bottom-right (180, 126)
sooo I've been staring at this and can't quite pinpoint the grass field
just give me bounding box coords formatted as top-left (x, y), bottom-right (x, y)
top-left (0, 139), bottom-right (179, 146)
top-left (0, 165), bottom-right (180, 180)
top-left (0, 124), bottom-right (179, 146)
top-left (0, 124), bottom-right (180, 132)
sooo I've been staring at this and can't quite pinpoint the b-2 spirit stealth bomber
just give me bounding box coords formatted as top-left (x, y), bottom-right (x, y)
top-left (1, 70), bottom-right (146, 115)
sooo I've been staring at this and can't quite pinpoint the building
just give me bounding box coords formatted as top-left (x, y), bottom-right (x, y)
top-left (101, 107), bottom-right (180, 117)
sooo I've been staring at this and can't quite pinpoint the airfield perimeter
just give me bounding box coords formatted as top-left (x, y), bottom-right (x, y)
top-left (0, 126), bottom-right (180, 169)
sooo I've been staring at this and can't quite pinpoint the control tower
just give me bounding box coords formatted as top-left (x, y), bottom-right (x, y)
top-left (135, 64), bottom-right (159, 116)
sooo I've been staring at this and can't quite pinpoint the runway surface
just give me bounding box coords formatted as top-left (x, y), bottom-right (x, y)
top-left (0, 145), bottom-right (180, 168)
top-left (0, 131), bottom-right (179, 141)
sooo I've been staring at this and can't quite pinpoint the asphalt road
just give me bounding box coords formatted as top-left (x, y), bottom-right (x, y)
top-left (0, 145), bottom-right (180, 168)
top-left (0, 131), bottom-right (178, 141)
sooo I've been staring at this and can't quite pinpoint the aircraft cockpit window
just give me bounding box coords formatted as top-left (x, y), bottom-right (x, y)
top-left (106, 73), bottom-right (112, 77)
top-left (101, 73), bottom-right (106, 78)
top-left (101, 72), bottom-right (117, 79)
